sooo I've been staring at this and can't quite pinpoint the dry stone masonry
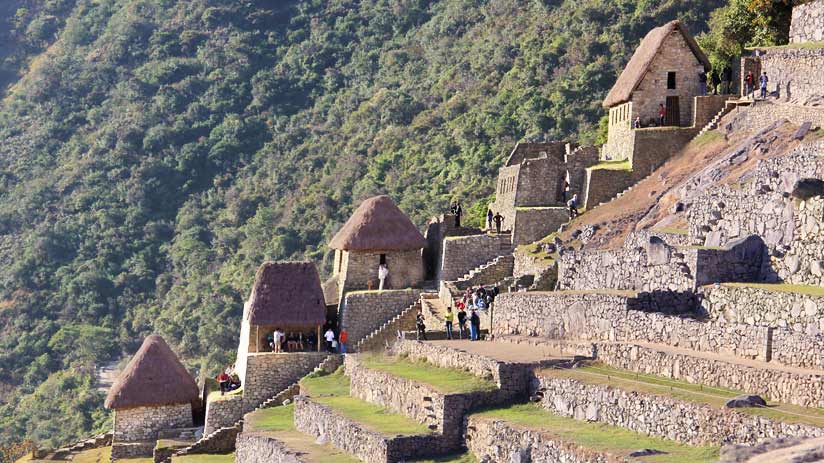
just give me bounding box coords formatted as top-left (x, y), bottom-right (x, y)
top-left (340, 289), bottom-right (423, 345)
top-left (791, 0), bottom-right (824, 44)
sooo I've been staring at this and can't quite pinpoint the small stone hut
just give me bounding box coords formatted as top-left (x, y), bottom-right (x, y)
top-left (603, 20), bottom-right (711, 157)
top-left (235, 261), bottom-right (327, 385)
top-left (329, 195), bottom-right (426, 293)
top-left (105, 334), bottom-right (198, 458)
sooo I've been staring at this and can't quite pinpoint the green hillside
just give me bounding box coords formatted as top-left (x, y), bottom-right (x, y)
top-left (0, 0), bottom-right (725, 449)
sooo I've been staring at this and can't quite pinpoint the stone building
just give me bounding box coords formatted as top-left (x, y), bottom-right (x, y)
top-left (602, 20), bottom-right (711, 160)
top-left (105, 335), bottom-right (199, 458)
top-left (328, 195), bottom-right (426, 294)
top-left (490, 142), bottom-right (599, 245)
top-left (235, 261), bottom-right (327, 386)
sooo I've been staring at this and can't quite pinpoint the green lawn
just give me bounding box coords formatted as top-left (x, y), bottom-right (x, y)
top-left (300, 369), bottom-right (433, 436)
top-left (589, 159), bottom-right (631, 171)
top-left (473, 403), bottom-right (719, 463)
top-left (543, 364), bottom-right (824, 427)
top-left (172, 454), bottom-right (235, 463)
top-left (360, 354), bottom-right (497, 394)
top-left (207, 387), bottom-right (243, 402)
top-left (155, 439), bottom-right (195, 450)
top-left (245, 404), bottom-right (295, 432)
top-left (720, 282), bottom-right (824, 297)
top-left (410, 452), bottom-right (477, 462)
top-left (691, 130), bottom-right (723, 148)
top-left (72, 448), bottom-right (154, 463)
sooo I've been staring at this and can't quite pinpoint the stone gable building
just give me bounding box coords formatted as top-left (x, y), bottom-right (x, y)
top-left (105, 335), bottom-right (199, 459)
top-left (328, 195), bottom-right (426, 294)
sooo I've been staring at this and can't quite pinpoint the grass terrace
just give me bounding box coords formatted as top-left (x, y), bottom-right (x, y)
top-left (207, 387), bottom-right (242, 402)
top-left (720, 282), bottom-right (824, 297)
top-left (299, 369), bottom-right (433, 436)
top-left (541, 364), bottom-right (824, 427)
top-left (360, 354), bottom-right (498, 394)
top-left (410, 453), bottom-right (477, 462)
top-left (473, 403), bottom-right (719, 463)
top-left (589, 159), bottom-right (631, 171)
top-left (748, 41), bottom-right (824, 51)
top-left (171, 454), bottom-right (234, 463)
top-left (70, 448), bottom-right (153, 463)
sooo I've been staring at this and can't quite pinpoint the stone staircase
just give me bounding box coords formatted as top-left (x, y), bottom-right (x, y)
top-left (172, 355), bottom-right (343, 458)
top-left (40, 433), bottom-right (113, 460)
top-left (696, 99), bottom-right (751, 138)
top-left (355, 299), bottom-right (423, 352)
top-left (454, 254), bottom-right (515, 290)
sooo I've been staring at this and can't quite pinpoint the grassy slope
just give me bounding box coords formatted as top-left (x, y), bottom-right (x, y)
top-left (720, 282), bottom-right (824, 296)
top-left (360, 354), bottom-right (497, 394)
top-left (474, 403), bottom-right (719, 463)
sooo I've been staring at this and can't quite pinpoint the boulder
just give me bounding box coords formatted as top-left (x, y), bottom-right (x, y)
top-left (725, 395), bottom-right (767, 408)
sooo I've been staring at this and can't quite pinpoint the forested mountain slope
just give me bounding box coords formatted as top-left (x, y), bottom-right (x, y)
top-left (0, 0), bottom-right (722, 447)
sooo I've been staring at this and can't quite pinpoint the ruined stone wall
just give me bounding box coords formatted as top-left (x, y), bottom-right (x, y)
top-left (454, 255), bottom-right (513, 290)
top-left (537, 375), bottom-right (824, 446)
top-left (113, 403), bottom-right (192, 442)
top-left (693, 95), bottom-right (731, 127)
top-left (241, 352), bottom-right (328, 413)
top-left (756, 48), bottom-right (824, 106)
top-left (604, 102), bottom-right (634, 161)
top-left (723, 100), bottom-right (824, 132)
top-left (513, 157), bottom-right (565, 207)
top-left (513, 250), bottom-right (554, 279)
top-left (340, 249), bottom-right (423, 292)
top-left (293, 396), bottom-right (449, 463)
top-left (583, 168), bottom-right (636, 209)
top-left (439, 233), bottom-right (511, 281)
top-left (466, 417), bottom-right (623, 463)
top-left (624, 230), bottom-right (693, 249)
top-left (236, 432), bottom-right (312, 463)
top-left (511, 207), bottom-right (568, 245)
top-left (791, 0), bottom-right (824, 43)
top-left (702, 284), bottom-right (824, 335)
top-left (505, 141), bottom-right (567, 166)
top-left (203, 395), bottom-right (243, 435)
top-left (565, 146), bottom-right (600, 201)
top-left (340, 289), bottom-right (422, 345)
top-left (631, 127), bottom-right (699, 176)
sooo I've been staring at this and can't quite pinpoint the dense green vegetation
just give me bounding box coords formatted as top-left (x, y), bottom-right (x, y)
top-left (0, 0), bottom-right (728, 448)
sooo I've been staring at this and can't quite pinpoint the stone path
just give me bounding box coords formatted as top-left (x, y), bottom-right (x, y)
top-left (424, 339), bottom-right (575, 363)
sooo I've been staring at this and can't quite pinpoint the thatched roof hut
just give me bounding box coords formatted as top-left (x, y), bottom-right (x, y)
top-left (246, 261), bottom-right (326, 327)
top-left (329, 195), bottom-right (426, 251)
top-left (105, 335), bottom-right (198, 409)
top-left (603, 20), bottom-right (710, 108)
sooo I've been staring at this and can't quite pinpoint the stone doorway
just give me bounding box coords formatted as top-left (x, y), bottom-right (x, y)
top-left (666, 96), bottom-right (680, 126)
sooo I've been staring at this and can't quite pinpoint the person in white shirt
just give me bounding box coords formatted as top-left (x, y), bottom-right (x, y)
top-left (272, 328), bottom-right (284, 353)
top-left (378, 263), bottom-right (389, 290)
top-left (324, 328), bottom-right (336, 352)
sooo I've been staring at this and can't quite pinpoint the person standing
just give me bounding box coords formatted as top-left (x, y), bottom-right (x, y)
top-left (454, 203), bottom-right (462, 228)
top-left (567, 194), bottom-right (579, 219)
top-left (722, 66), bottom-right (732, 94)
top-left (658, 103), bottom-right (666, 126)
top-left (633, 116), bottom-right (641, 129)
top-left (493, 212), bottom-right (504, 234)
top-left (698, 71), bottom-right (707, 96)
top-left (486, 209), bottom-right (493, 230)
top-left (218, 371), bottom-right (231, 395)
top-left (745, 70), bottom-right (755, 100)
top-left (324, 328), bottom-right (336, 352)
top-left (759, 71), bottom-right (769, 99)
top-left (339, 329), bottom-right (348, 354)
top-left (457, 306), bottom-right (467, 339)
top-left (378, 263), bottom-right (389, 291)
top-left (444, 307), bottom-right (455, 340)
top-left (469, 309), bottom-right (481, 341)
top-left (561, 180), bottom-right (570, 202)
top-left (272, 328), bottom-right (284, 353)
top-left (415, 311), bottom-right (427, 341)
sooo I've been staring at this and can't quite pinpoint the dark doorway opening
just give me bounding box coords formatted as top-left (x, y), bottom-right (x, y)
top-left (665, 96), bottom-right (680, 126)
top-left (379, 254), bottom-right (387, 265)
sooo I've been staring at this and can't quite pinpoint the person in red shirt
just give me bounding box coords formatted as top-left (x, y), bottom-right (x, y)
top-left (217, 371), bottom-right (230, 395)
top-left (339, 329), bottom-right (348, 354)
top-left (658, 103), bottom-right (666, 126)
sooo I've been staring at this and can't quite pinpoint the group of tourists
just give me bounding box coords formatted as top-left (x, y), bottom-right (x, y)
top-left (485, 209), bottom-right (505, 233)
top-left (744, 70), bottom-right (770, 101)
top-left (216, 364), bottom-right (241, 395)
top-left (268, 329), bottom-right (319, 353)
top-left (416, 285), bottom-right (498, 341)
top-left (323, 327), bottom-right (348, 353)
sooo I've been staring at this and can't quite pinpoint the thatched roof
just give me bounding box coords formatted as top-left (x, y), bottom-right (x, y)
top-left (246, 261), bottom-right (326, 326)
top-left (603, 20), bottom-right (711, 108)
top-left (105, 335), bottom-right (198, 409)
top-left (329, 195), bottom-right (426, 251)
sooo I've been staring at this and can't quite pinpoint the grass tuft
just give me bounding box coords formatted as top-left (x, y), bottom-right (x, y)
top-left (589, 159), bottom-right (631, 171)
top-left (720, 282), bottom-right (824, 297)
top-left (360, 354), bottom-right (498, 394)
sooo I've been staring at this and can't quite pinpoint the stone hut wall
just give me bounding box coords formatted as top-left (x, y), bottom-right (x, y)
top-left (203, 395), bottom-right (243, 435)
top-left (511, 207), bottom-right (568, 245)
top-left (340, 249), bottom-right (423, 292)
top-left (536, 375), bottom-right (824, 446)
top-left (513, 157), bottom-right (566, 207)
top-left (439, 233), bottom-right (511, 281)
top-left (241, 352), bottom-right (328, 413)
top-left (604, 102), bottom-right (635, 160)
top-left (791, 0), bottom-right (824, 43)
top-left (491, 164), bottom-right (520, 233)
top-left (340, 289), bottom-right (422, 345)
top-left (113, 403), bottom-right (193, 442)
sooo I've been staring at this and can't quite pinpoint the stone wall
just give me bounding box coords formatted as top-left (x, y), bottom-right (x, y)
top-left (454, 255), bottom-right (513, 290)
top-left (565, 145), bottom-right (601, 201)
top-left (340, 289), bottom-right (422, 345)
top-left (583, 167), bottom-right (635, 209)
top-left (604, 102), bottom-right (634, 161)
top-left (513, 250), bottom-right (554, 279)
top-left (241, 352), bottom-right (328, 413)
top-left (466, 417), bottom-right (623, 463)
top-left (439, 233), bottom-right (512, 281)
top-left (111, 442), bottom-right (157, 459)
top-left (723, 100), bottom-right (824, 133)
top-left (203, 395), bottom-right (243, 435)
top-left (113, 403), bottom-right (193, 443)
top-left (293, 396), bottom-right (449, 463)
top-left (511, 207), bottom-right (568, 245)
top-left (631, 127), bottom-right (700, 176)
top-left (693, 95), bottom-right (732, 127)
top-left (236, 432), bottom-right (310, 463)
top-left (536, 374), bottom-right (824, 446)
top-left (791, 0), bottom-right (824, 44)
top-left (514, 157), bottom-right (566, 207)
top-left (339, 249), bottom-right (423, 292)
top-left (702, 284), bottom-right (824, 334)
top-left (756, 48), bottom-right (824, 106)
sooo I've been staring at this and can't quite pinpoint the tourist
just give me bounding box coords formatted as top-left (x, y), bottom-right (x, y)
top-left (699, 70), bottom-right (707, 96)
top-left (228, 372), bottom-right (241, 391)
top-left (378, 263), bottom-right (389, 291)
top-left (633, 116), bottom-right (641, 129)
top-left (486, 209), bottom-right (493, 230)
top-left (658, 103), bottom-right (666, 126)
top-left (324, 328), bottom-right (336, 352)
top-left (339, 329), bottom-right (348, 354)
top-left (562, 180), bottom-right (570, 202)
top-left (708, 70), bottom-right (718, 95)
top-left (457, 306), bottom-right (468, 339)
top-left (493, 212), bottom-right (504, 234)
top-left (745, 70), bottom-right (755, 100)
top-left (272, 328), bottom-right (284, 353)
top-left (760, 71), bottom-right (769, 99)
top-left (416, 310), bottom-right (427, 340)
top-left (469, 309), bottom-right (481, 341)
top-left (454, 202), bottom-right (463, 227)
top-left (444, 307), bottom-right (455, 340)
top-left (722, 66), bottom-right (732, 94)
top-left (567, 194), bottom-right (579, 219)
top-left (217, 371), bottom-right (231, 395)
top-left (306, 331), bottom-right (317, 351)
